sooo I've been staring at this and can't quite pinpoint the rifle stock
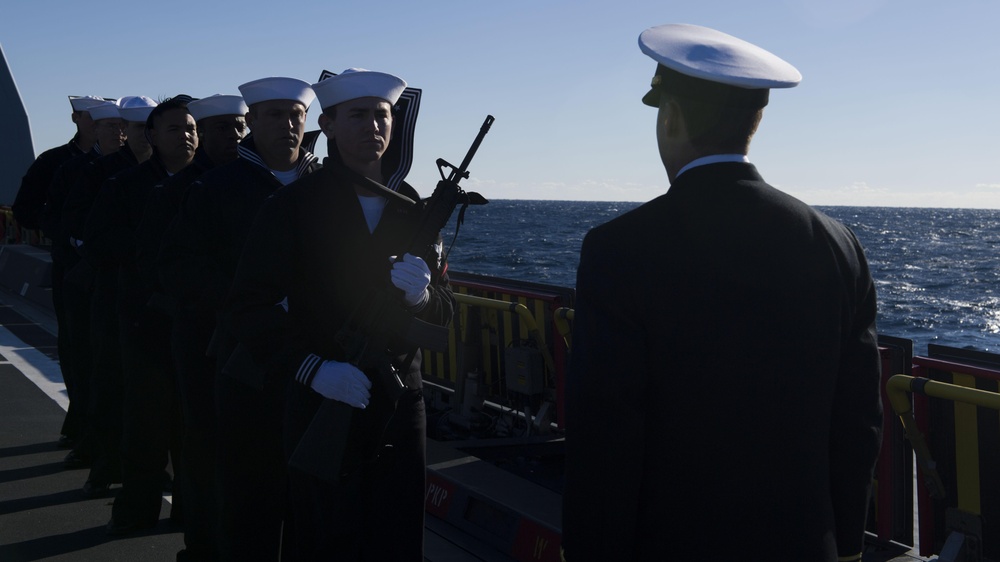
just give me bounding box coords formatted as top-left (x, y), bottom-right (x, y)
top-left (289, 116), bottom-right (493, 484)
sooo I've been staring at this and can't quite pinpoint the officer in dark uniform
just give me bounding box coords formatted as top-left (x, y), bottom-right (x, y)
top-left (45, 100), bottom-right (126, 470)
top-left (13, 95), bottom-right (104, 448)
top-left (226, 68), bottom-right (454, 561)
top-left (158, 77), bottom-right (320, 562)
top-left (562, 24), bottom-right (883, 562)
top-left (138, 93), bottom-right (248, 561)
top-left (67, 95), bottom-right (158, 498)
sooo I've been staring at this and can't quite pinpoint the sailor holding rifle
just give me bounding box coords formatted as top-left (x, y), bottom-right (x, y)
top-left (225, 68), bottom-right (454, 561)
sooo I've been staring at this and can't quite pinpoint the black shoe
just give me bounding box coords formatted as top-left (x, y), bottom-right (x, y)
top-left (82, 480), bottom-right (111, 498)
top-left (57, 435), bottom-right (75, 449)
top-left (63, 450), bottom-right (91, 469)
top-left (106, 516), bottom-right (156, 536)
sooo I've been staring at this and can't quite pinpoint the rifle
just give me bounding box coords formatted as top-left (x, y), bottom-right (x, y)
top-left (288, 115), bottom-right (494, 483)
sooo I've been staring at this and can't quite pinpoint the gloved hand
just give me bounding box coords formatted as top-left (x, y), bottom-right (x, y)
top-left (389, 253), bottom-right (431, 308)
top-left (309, 360), bottom-right (371, 408)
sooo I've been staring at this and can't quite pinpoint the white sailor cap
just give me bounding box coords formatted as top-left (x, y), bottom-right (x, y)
top-left (638, 23), bottom-right (801, 108)
top-left (69, 95), bottom-right (109, 112)
top-left (88, 101), bottom-right (121, 121)
top-left (312, 68), bottom-right (407, 110)
top-left (118, 96), bottom-right (159, 123)
top-left (238, 77), bottom-right (315, 108)
top-left (187, 94), bottom-right (248, 121)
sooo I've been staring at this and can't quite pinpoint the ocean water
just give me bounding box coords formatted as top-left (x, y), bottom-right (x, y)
top-left (443, 200), bottom-right (1000, 356)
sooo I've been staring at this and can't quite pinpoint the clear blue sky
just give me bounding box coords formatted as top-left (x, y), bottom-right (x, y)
top-left (2, 0), bottom-right (998, 208)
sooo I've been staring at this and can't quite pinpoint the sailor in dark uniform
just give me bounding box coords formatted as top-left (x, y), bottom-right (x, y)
top-left (63, 97), bottom-right (154, 245)
top-left (67, 95), bottom-right (158, 498)
top-left (562, 24), bottom-right (883, 562)
top-left (12, 95), bottom-right (104, 449)
top-left (45, 100), bottom-right (126, 470)
top-left (137, 93), bottom-right (248, 561)
top-left (84, 95), bottom-right (198, 534)
top-left (13, 96), bottom-right (104, 231)
top-left (225, 68), bottom-right (453, 561)
top-left (158, 77), bottom-right (320, 562)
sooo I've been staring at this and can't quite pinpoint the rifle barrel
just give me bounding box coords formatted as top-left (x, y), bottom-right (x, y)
top-left (451, 115), bottom-right (495, 183)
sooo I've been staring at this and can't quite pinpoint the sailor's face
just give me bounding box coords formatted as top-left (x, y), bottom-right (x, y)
top-left (325, 97), bottom-right (393, 168)
top-left (246, 100), bottom-right (306, 159)
top-left (125, 121), bottom-right (150, 154)
top-left (73, 110), bottom-right (97, 135)
top-left (150, 108), bottom-right (198, 162)
top-left (95, 118), bottom-right (125, 150)
top-left (199, 114), bottom-right (247, 164)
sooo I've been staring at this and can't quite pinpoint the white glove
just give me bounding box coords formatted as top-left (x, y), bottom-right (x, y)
top-left (389, 253), bottom-right (431, 308)
top-left (310, 360), bottom-right (371, 409)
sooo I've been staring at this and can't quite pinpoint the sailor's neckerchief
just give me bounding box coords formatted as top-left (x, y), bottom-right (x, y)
top-left (236, 133), bottom-right (318, 182)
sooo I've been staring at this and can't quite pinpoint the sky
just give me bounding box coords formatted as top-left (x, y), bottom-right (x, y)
top-left (1, 0), bottom-right (998, 208)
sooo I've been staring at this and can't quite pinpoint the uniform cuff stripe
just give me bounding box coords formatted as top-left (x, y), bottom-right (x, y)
top-left (296, 354), bottom-right (322, 386)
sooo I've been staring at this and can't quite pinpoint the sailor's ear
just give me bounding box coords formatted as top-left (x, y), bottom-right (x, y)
top-left (318, 112), bottom-right (335, 138)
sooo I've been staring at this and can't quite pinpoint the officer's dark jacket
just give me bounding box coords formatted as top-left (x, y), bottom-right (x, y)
top-left (562, 162), bottom-right (883, 562)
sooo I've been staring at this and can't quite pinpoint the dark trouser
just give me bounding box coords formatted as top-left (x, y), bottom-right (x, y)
top-left (173, 320), bottom-right (221, 561)
top-left (282, 388), bottom-right (427, 562)
top-left (216, 372), bottom-right (287, 562)
top-left (86, 276), bottom-right (123, 486)
top-left (113, 311), bottom-right (179, 525)
top-left (62, 259), bottom-right (94, 458)
top-left (51, 258), bottom-right (83, 440)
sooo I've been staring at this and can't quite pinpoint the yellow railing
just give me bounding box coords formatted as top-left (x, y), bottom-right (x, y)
top-left (453, 293), bottom-right (557, 375)
top-left (886, 374), bottom-right (1000, 509)
top-left (553, 307), bottom-right (574, 350)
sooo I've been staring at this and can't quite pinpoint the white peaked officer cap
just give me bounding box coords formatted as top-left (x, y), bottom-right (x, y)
top-left (188, 94), bottom-right (249, 121)
top-left (69, 95), bottom-right (109, 112)
top-left (118, 96), bottom-right (159, 123)
top-left (87, 101), bottom-right (121, 121)
top-left (238, 77), bottom-right (315, 108)
top-left (638, 23), bottom-right (801, 108)
top-left (312, 68), bottom-right (407, 110)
